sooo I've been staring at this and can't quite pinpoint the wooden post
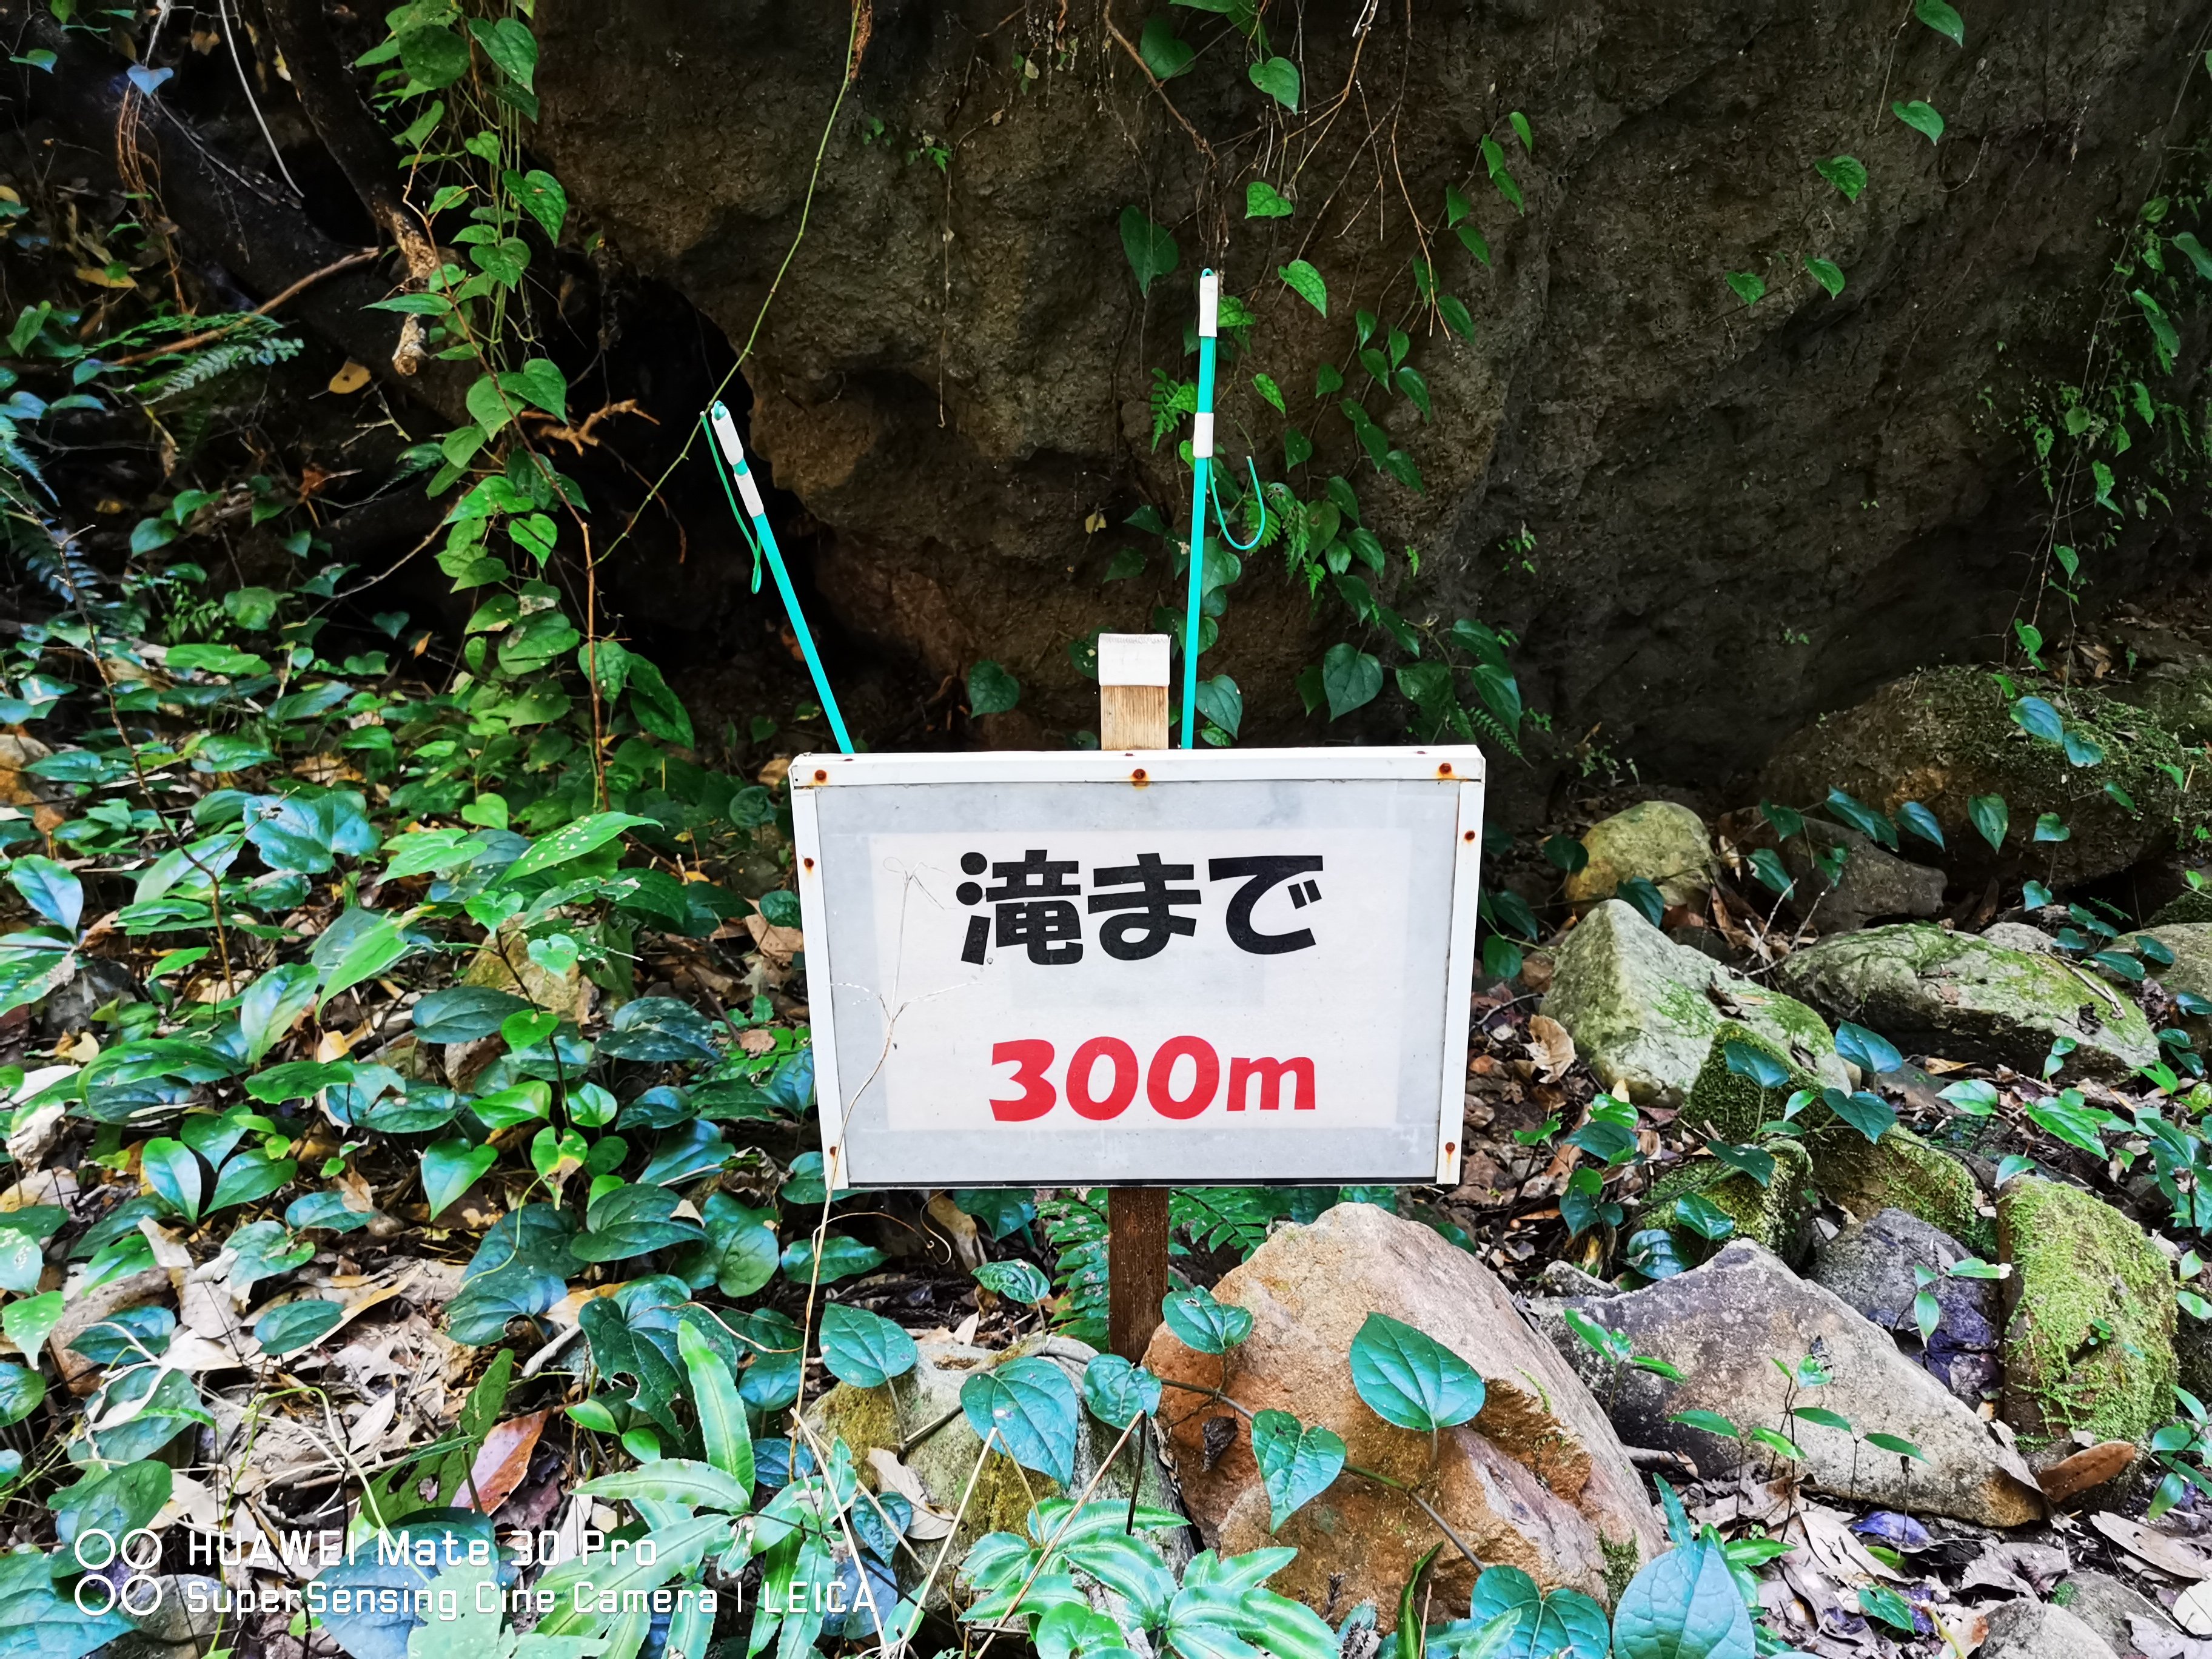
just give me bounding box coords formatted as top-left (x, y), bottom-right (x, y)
top-left (1099, 634), bottom-right (1173, 1363)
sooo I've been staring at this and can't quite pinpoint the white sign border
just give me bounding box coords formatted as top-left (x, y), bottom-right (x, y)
top-left (789, 744), bottom-right (1485, 1189)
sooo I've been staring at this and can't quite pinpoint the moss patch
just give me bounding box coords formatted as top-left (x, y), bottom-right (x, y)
top-left (2152, 890), bottom-right (2212, 928)
top-left (1600, 1533), bottom-right (1643, 1604)
top-left (1681, 1024), bottom-right (1820, 1144)
top-left (1635, 1138), bottom-right (1815, 1267)
top-left (1998, 1176), bottom-right (2177, 1447)
top-left (1809, 1125), bottom-right (1996, 1257)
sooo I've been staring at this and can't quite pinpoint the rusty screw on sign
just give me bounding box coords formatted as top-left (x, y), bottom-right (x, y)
top-left (1098, 632), bottom-right (1175, 1362)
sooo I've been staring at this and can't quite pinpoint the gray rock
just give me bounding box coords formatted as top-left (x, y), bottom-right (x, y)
top-left (1541, 900), bottom-right (1848, 1106)
top-left (1534, 1259), bottom-right (1619, 1298)
top-left (1783, 822), bottom-right (1948, 935)
top-left (1809, 1207), bottom-right (1969, 1326)
top-left (1983, 923), bottom-right (2059, 954)
top-left (2057, 1571), bottom-right (2174, 1657)
top-left (1530, 1239), bottom-right (2046, 1527)
top-left (1808, 1208), bottom-right (2000, 1406)
top-left (1982, 1596), bottom-right (2118, 1659)
top-left (2127, 923), bottom-right (2212, 1050)
top-left (1776, 922), bottom-right (2158, 1078)
top-left (38, 956), bottom-right (138, 1037)
top-left (96, 1576), bottom-right (226, 1659)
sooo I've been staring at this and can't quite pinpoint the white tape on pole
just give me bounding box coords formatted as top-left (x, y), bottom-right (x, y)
top-left (1198, 269), bottom-right (1219, 338)
top-left (1097, 632), bottom-right (1171, 688)
top-left (1192, 412), bottom-right (1215, 459)
top-left (708, 404), bottom-right (768, 518)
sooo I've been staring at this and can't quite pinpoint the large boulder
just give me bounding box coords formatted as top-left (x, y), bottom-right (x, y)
top-left (1142, 1203), bottom-right (1665, 1617)
top-left (1998, 1177), bottom-right (2177, 1449)
top-left (2125, 922), bottom-right (2212, 1048)
top-left (1760, 666), bottom-right (2202, 888)
top-left (1532, 1240), bottom-right (2046, 1527)
top-left (1806, 1125), bottom-right (1997, 1258)
top-left (1542, 901), bottom-right (1846, 1106)
top-left (1979, 1597), bottom-right (2119, 1659)
top-left (1809, 1208), bottom-right (2002, 1406)
top-left (1563, 801), bottom-right (1715, 910)
top-left (809, 1333), bottom-right (1187, 1601)
top-left (1775, 923), bottom-right (2157, 1078)
top-left (1781, 822), bottom-right (1949, 935)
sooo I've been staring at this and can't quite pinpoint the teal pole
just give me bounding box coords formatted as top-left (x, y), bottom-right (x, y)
top-left (706, 401), bottom-right (854, 755)
top-left (1181, 268), bottom-right (1219, 748)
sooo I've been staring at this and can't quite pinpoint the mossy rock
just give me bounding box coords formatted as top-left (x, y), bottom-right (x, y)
top-left (1542, 901), bottom-right (1847, 1107)
top-left (1761, 664), bottom-right (2204, 888)
top-left (1777, 922), bottom-right (2158, 1079)
top-left (1563, 800), bottom-right (1715, 909)
top-left (1681, 1024), bottom-right (1821, 1144)
top-left (807, 1335), bottom-right (1185, 1602)
top-left (2150, 890), bottom-right (2212, 928)
top-left (1997, 1176), bottom-right (2177, 1447)
top-left (2123, 923), bottom-right (2212, 1049)
top-left (1807, 1124), bottom-right (1996, 1258)
top-left (1634, 1138), bottom-right (1816, 1268)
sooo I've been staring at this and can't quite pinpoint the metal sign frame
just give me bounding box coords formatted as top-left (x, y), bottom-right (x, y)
top-left (789, 745), bottom-right (1485, 1189)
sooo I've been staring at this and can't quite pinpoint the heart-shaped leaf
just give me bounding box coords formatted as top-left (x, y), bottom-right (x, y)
top-left (1466, 1565), bottom-right (1610, 1659)
top-left (1081, 1355), bottom-right (1162, 1430)
top-left (961, 1357), bottom-right (1079, 1486)
top-left (974, 1259), bottom-right (1053, 1305)
top-left (819, 1304), bottom-right (918, 1389)
top-left (1834, 1022), bottom-right (1903, 1078)
top-left (141, 1137), bottom-right (204, 1222)
top-left (1816, 154), bottom-right (1867, 201)
top-left (1278, 258), bottom-right (1327, 317)
top-left (1161, 1286), bottom-right (1253, 1354)
top-left (1912, 0), bottom-right (1963, 45)
top-left (1248, 55), bottom-right (1299, 110)
top-left (1611, 1534), bottom-right (1756, 1658)
top-left (255, 1298), bottom-right (344, 1357)
top-left (422, 1139), bottom-right (498, 1216)
top-left (1820, 1086), bottom-right (1897, 1145)
top-left (1118, 206), bottom-right (1178, 297)
top-left (1349, 1312), bottom-right (1485, 1432)
top-left (209, 1149), bottom-right (296, 1215)
top-left (1892, 99), bottom-right (1945, 144)
top-left (1250, 1409), bottom-right (1345, 1530)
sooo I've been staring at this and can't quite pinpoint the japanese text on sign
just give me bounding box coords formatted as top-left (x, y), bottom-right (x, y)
top-left (791, 749), bottom-right (1485, 1187)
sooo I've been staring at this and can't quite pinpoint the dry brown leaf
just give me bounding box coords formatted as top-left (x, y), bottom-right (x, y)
top-left (327, 361), bottom-right (372, 394)
top-left (347, 1389), bottom-right (401, 1455)
top-left (2137, 1617), bottom-right (2212, 1659)
top-left (865, 1448), bottom-right (955, 1540)
top-left (2093, 1512), bottom-right (2212, 1579)
top-left (926, 1193), bottom-right (984, 1270)
top-left (1524, 1014), bottom-right (1575, 1081)
top-left (465, 1409), bottom-right (549, 1512)
top-left (2036, 1438), bottom-right (2137, 1501)
top-left (745, 913), bottom-right (805, 968)
top-left (1785, 1502), bottom-right (1902, 1584)
top-left (0, 1164), bottom-right (76, 1210)
top-left (2179, 1581), bottom-right (2212, 1638)
top-left (50, 1268), bottom-right (170, 1392)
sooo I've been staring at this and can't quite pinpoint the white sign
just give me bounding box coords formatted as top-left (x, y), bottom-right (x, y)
top-left (789, 746), bottom-right (1485, 1187)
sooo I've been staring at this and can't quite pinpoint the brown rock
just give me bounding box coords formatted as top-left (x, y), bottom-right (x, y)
top-left (1142, 1203), bottom-right (1663, 1618)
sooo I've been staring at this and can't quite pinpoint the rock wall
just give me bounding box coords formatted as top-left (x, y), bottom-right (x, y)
top-left (534, 0), bottom-right (2211, 799)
